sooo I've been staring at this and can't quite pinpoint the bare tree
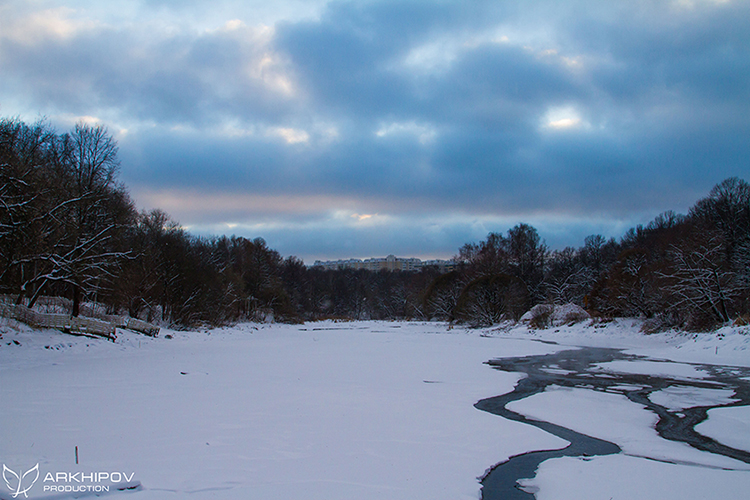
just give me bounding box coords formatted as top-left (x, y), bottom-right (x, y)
top-left (690, 177), bottom-right (750, 262)
top-left (18, 123), bottom-right (134, 315)
top-left (0, 118), bottom-right (62, 303)
top-left (453, 274), bottom-right (528, 327)
top-left (423, 271), bottom-right (465, 320)
top-left (659, 235), bottom-right (743, 324)
top-left (545, 247), bottom-right (592, 305)
top-left (596, 249), bottom-right (664, 318)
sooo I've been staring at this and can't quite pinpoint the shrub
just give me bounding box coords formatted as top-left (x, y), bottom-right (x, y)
top-left (554, 303), bottom-right (590, 325)
top-left (524, 304), bottom-right (554, 329)
top-left (521, 303), bottom-right (590, 329)
top-left (685, 310), bottom-right (723, 332)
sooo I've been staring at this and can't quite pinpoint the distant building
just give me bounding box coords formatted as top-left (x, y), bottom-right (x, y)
top-left (419, 259), bottom-right (457, 273)
top-left (312, 255), bottom-right (455, 273)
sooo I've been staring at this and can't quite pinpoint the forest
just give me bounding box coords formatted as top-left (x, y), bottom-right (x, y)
top-left (2, 117), bottom-right (749, 331)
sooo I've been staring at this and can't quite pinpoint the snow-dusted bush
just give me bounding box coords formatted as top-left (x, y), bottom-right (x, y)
top-left (556, 303), bottom-right (591, 324)
top-left (522, 304), bottom-right (554, 329)
top-left (521, 303), bottom-right (590, 328)
top-left (640, 315), bottom-right (672, 334)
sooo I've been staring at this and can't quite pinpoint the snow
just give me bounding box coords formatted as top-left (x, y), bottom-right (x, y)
top-left (507, 386), bottom-right (746, 469)
top-left (0, 321), bottom-right (564, 500)
top-left (490, 318), bottom-right (750, 368)
top-left (1, 317), bottom-right (749, 500)
top-left (519, 303), bottom-right (590, 327)
top-left (523, 454), bottom-right (750, 500)
top-left (695, 406), bottom-right (750, 453)
top-left (649, 385), bottom-right (738, 411)
top-left (594, 359), bottom-right (711, 379)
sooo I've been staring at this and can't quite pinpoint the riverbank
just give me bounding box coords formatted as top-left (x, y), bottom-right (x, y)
top-left (485, 317), bottom-right (750, 367)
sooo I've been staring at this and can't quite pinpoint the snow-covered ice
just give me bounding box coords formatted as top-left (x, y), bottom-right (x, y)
top-left (594, 359), bottom-right (711, 379)
top-left (696, 405), bottom-right (750, 453)
top-left (1, 318), bottom-right (749, 499)
top-left (649, 385), bottom-right (738, 411)
top-left (507, 385), bottom-right (746, 469)
top-left (522, 454), bottom-right (750, 500)
top-left (1, 321), bottom-right (564, 499)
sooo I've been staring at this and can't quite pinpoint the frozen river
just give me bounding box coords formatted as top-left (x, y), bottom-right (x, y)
top-left (476, 346), bottom-right (750, 499)
top-left (1, 319), bottom-right (750, 499)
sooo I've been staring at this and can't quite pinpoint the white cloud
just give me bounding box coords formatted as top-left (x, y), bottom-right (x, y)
top-left (333, 210), bottom-right (390, 226)
top-left (401, 39), bottom-right (460, 73)
top-left (220, 19), bottom-right (245, 32)
top-left (672, 0), bottom-right (732, 9)
top-left (376, 121), bottom-right (437, 144)
top-left (0, 7), bottom-right (100, 46)
top-left (525, 45), bottom-right (587, 73)
top-left (268, 126), bottom-right (310, 144)
top-left (215, 121), bottom-right (257, 138)
top-left (348, 213), bottom-right (388, 225)
top-left (542, 106), bottom-right (588, 130)
top-left (548, 117), bottom-right (581, 129)
top-left (236, 25), bottom-right (298, 97)
top-left (52, 113), bottom-right (102, 127)
top-left (398, 30), bottom-right (514, 74)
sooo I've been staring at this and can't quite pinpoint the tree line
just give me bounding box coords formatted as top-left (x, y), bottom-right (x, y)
top-left (2, 117), bottom-right (748, 330)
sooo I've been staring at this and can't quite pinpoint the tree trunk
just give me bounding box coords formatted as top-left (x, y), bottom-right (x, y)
top-left (72, 282), bottom-right (81, 317)
top-left (27, 278), bottom-right (47, 309)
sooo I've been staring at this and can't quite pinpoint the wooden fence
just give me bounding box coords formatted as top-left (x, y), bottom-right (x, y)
top-left (1, 304), bottom-right (160, 340)
top-left (106, 316), bottom-right (160, 337)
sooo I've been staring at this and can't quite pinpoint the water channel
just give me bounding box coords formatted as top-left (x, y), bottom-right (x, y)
top-left (475, 345), bottom-right (750, 500)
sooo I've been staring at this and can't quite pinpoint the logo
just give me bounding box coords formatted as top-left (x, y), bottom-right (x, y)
top-left (3, 464), bottom-right (39, 498)
top-left (2, 463), bottom-right (138, 497)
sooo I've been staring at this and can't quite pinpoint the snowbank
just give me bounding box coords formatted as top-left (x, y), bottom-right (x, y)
top-left (489, 316), bottom-right (750, 368)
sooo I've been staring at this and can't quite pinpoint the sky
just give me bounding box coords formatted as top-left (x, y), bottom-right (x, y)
top-left (1, 0), bottom-right (748, 262)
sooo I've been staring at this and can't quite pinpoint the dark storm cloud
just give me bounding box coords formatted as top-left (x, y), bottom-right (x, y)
top-left (268, 0), bottom-right (750, 217)
top-left (1, 0), bottom-right (749, 260)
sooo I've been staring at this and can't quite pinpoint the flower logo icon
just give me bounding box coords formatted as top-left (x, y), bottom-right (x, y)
top-left (3, 464), bottom-right (39, 498)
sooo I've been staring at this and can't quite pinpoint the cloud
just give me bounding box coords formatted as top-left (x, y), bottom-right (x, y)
top-left (267, 126), bottom-right (310, 144)
top-left (542, 105), bottom-right (587, 130)
top-left (0, 7), bottom-right (101, 45)
top-left (375, 121), bottom-right (437, 144)
top-left (0, 9), bottom-right (300, 127)
top-left (1, 0), bottom-right (749, 261)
